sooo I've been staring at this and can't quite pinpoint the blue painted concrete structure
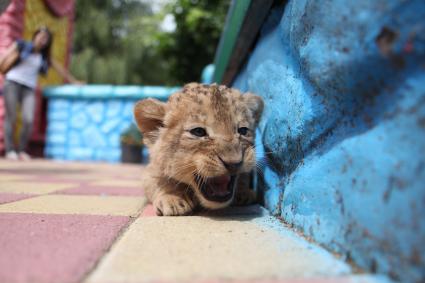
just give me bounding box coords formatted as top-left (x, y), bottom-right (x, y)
top-left (201, 64), bottom-right (215, 84)
top-left (43, 85), bottom-right (179, 162)
top-left (232, 1), bottom-right (425, 282)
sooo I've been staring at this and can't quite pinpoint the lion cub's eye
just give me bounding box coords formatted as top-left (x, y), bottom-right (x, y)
top-left (238, 127), bottom-right (249, 136)
top-left (190, 127), bottom-right (208, 137)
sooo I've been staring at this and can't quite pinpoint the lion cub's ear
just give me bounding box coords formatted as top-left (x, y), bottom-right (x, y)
top-left (134, 98), bottom-right (166, 146)
top-left (243, 93), bottom-right (264, 124)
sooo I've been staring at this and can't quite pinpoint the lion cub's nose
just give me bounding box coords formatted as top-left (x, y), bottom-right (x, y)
top-left (219, 158), bottom-right (243, 174)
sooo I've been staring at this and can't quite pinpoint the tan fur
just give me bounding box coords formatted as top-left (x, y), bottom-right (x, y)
top-left (134, 83), bottom-right (263, 216)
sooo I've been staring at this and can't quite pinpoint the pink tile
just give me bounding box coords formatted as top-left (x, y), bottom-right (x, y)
top-left (107, 175), bottom-right (142, 181)
top-left (0, 213), bottom-right (129, 283)
top-left (55, 185), bottom-right (144, 196)
top-left (0, 193), bottom-right (34, 204)
top-left (141, 204), bottom-right (157, 217)
top-left (28, 176), bottom-right (90, 184)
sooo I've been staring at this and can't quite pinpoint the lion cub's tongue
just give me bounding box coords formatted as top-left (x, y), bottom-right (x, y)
top-left (209, 175), bottom-right (231, 196)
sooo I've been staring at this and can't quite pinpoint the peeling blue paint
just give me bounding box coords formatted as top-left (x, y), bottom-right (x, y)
top-left (232, 1), bottom-right (425, 282)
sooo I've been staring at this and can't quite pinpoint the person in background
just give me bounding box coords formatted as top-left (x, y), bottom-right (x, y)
top-left (0, 27), bottom-right (82, 161)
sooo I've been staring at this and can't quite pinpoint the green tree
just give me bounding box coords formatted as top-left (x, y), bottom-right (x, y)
top-left (159, 0), bottom-right (229, 84)
top-left (71, 0), bottom-right (229, 85)
top-left (71, 0), bottom-right (172, 85)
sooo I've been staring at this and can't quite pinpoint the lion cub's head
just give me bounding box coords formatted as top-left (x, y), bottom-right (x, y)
top-left (134, 83), bottom-right (263, 209)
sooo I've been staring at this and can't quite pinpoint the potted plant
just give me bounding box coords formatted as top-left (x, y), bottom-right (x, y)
top-left (120, 123), bottom-right (143, 163)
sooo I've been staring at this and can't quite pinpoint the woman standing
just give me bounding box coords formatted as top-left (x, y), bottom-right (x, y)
top-left (0, 27), bottom-right (81, 160)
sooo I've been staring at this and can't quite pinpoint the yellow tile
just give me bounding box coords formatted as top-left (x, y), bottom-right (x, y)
top-left (0, 174), bottom-right (33, 182)
top-left (0, 163), bottom-right (21, 170)
top-left (0, 159), bottom-right (48, 169)
top-left (89, 180), bottom-right (142, 188)
top-left (0, 159), bottom-right (144, 174)
top-left (0, 195), bottom-right (146, 216)
top-left (86, 216), bottom-right (350, 283)
top-left (0, 182), bottom-right (76, 194)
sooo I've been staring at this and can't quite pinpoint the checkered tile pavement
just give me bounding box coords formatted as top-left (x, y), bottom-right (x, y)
top-left (0, 159), bottom-right (391, 283)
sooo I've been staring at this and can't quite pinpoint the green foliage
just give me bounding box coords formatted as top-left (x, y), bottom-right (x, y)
top-left (71, 0), bottom-right (173, 85)
top-left (71, 0), bottom-right (229, 85)
top-left (159, 0), bottom-right (229, 84)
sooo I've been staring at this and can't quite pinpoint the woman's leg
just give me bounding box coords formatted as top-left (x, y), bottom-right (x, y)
top-left (18, 86), bottom-right (36, 153)
top-left (3, 80), bottom-right (20, 153)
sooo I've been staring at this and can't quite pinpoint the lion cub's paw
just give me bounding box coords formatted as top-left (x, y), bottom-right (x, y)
top-left (233, 189), bottom-right (257, 206)
top-left (153, 194), bottom-right (194, 216)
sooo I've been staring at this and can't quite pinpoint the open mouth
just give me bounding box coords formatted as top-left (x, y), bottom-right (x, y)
top-left (194, 174), bottom-right (236, 203)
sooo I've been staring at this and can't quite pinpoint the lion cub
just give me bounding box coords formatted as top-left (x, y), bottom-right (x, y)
top-left (134, 83), bottom-right (263, 216)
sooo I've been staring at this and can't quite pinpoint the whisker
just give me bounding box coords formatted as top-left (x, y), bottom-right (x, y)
top-left (255, 163), bottom-right (265, 176)
top-left (256, 158), bottom-right (269, 168)
top-left (196, 165), bottom-right (208, 191)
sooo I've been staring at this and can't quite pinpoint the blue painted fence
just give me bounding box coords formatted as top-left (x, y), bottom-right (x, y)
top-left (43, 85), bottom-right (179, 162)
top-left (232, 1), bottom-right (425, 282)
